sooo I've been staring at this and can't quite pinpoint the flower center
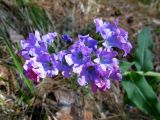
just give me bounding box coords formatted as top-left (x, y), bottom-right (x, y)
top-left (100, 56), bottom-right (106, 62)
top-left (78, 52), bottom-right (83, 59)
top-left (88, 66), bottom-right (95, 72)
top-left (47, 62), bottom-right (52, 67)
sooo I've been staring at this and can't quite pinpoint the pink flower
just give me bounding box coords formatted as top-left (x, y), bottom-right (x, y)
top-left (25, 69), bottom-right (40, 82)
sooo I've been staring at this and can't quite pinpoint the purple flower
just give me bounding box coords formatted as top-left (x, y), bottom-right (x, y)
top-left (20, 45), bottom-right (47, 60)
top-left (42, 32), bottom-right (57, 45)
top-left (91, 79), bottom-right (110, 93)
top-left (20, 31), bottom-right (42, 49)
top-left (94, 48), bottom-right (118, 66)
top-left (108, 58), bottom-right (122, 81)
top-left (94, 18), bottom-right (104, 33)
top-left (20, 31), bottom-right (48, 59)
top-left (104, 27), bottom-right (132, 56)
top-left (57, 50), bottom-right (72, 78)
top-left (62, 34), bottom-right (72, 43)
top-left (78, 62), bottom-right (111, 93)
top-left (25, 69), bottom-right (39, 82)
top-left (94, 18), bottom-right (112, 39)
top-left (19, 17), bottom-right (132, 93)
top-left (23, 58), bottom-right (46, 82)
top-left (78, 35), bottom-right (97, 50)
top-left (65, 43), bottom-right (91, 66)
top-left (94, 18), bottom-right (132, 56)
top-left (37, 53), bottom-right (59, 77)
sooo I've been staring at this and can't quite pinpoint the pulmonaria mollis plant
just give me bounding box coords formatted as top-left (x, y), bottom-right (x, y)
top-left (19, 18), bottom-right (132, 93)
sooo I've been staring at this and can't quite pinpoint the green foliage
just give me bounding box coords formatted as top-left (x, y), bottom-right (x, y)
top-left (0, 0), bottom-right (58, 103)
top-left (0, 0), bottom-right (55, 37)
top-left (122, 27), bottom-right (160, 119)
top-left (0, 94), bottom-right (5, 106)
top-left (14, 0), bottom-right (32, 5)
top-left (138, 0), bottom-right (151, 5)
top-left (120, 61), bottom-right (134, 73)
top-left (0, 28), bottom-right (35, 97)
top-left (156, 27), bottom-right (160, 33)
top-left (14, 1), bottom-right (54, 34)
top-left (122, 72), bottom-right (160, 119)
top-left (135, 27), bottom-right (153, 71)
top-left (146, 76), bottom-right (159, 92)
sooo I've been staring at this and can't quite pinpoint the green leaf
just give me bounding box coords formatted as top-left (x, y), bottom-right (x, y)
top-left (156, 27), bottom-right (160, 34)
top-left (0, 28), bottom-right (35, 96)
top-left (146, 76), bottom-right (159, 92)
top-left (135, 27), bottom-right (153, 71)
top-left (120, 61), bottom-right (134, 73)
top-left (122, 72), bottom-right (160, 119)
top-left (12, 0), bottom-right (54, 35)
top-left (138, 0), bottom-right (151, 5)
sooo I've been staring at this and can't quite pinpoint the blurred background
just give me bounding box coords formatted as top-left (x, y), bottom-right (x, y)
top-left (0, 0), bottom-right (160, 120)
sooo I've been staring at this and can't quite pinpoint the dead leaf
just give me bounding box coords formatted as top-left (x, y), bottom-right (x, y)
top-left (56, 112), bottom-right (73, 120)
top-left (0, 64), bottom-right (9, 80)
top-left (84, 110), bottom-right (93, 120)
top-left (54, 89), bottom-right (75, 106)
top-left (54, 89), bottom-right (75, 119)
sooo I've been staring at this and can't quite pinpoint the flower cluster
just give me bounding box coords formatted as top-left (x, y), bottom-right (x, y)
top-left (20, 18), bottom-right (132, 93)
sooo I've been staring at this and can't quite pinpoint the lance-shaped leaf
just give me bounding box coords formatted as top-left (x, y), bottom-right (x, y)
top-left (135, 27), bottom-right (153, 71)
top-left (122, 72), bottom-right (160, 119)
top-left (120, 61), bottom-right (134, 73)
top-left (0, 28), bottom-right (35, 96)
